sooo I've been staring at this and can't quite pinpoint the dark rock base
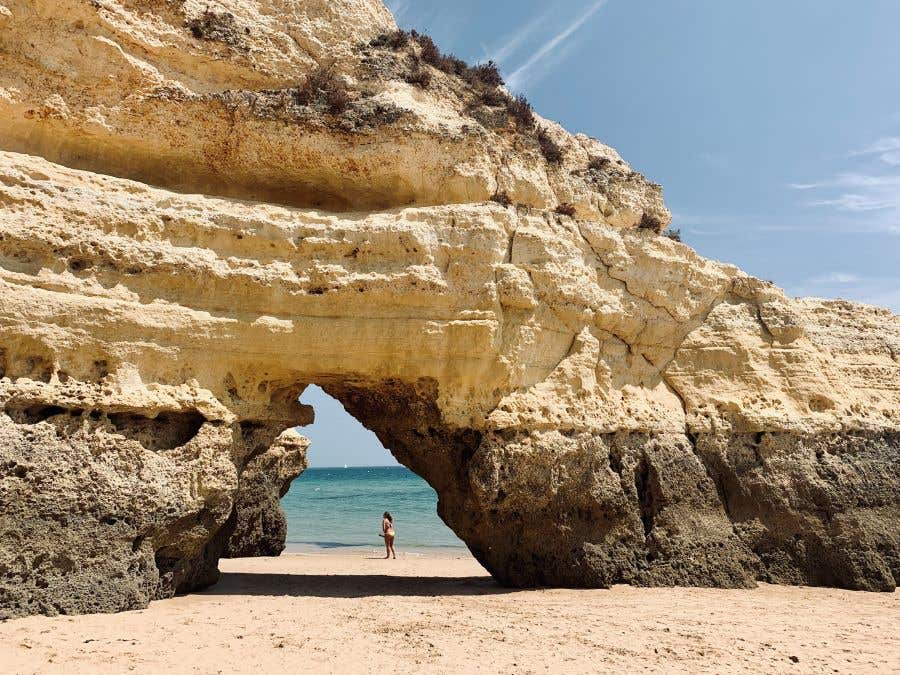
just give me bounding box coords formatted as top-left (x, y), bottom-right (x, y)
top-left (330, 380), bottom-right (899, 592)
top-left (2, 379), bottom-right (897, 619)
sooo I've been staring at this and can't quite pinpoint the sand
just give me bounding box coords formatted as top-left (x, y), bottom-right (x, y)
top-left (1, 552), bottom-right (897, 674)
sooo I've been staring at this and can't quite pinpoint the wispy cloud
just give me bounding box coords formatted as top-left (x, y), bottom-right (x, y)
top-left (506, 0), bottom-right (609, 91)
top-left (808, 272), bottom-right (862, 285)
top-left (852, 136), bottom-right (900, 157)
top-left (849, 136), bottom-right (900, 168)
top-left (792, 137), bottom-right (900, 232)
top-left (792, 173), bottom-right (900, 191)
top-left (385, 0), bottom-right (410, 24)
top-left (487, 7), bottom-right (555, 65)
top-left (858, 285), bottom-right (900, 313)
top-left (669, 205), bottom-right (899, 310)
top-left (810, 193), bottom-right (900, 213)
top-left (672, 208), bottom-right (899, 238)
top-left (385, 0), bottom-right (467, 42)
top-left (801, 177), bottom-right (900, 214)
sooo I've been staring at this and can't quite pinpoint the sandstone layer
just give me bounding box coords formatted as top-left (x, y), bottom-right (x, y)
top-left (1, 0), bottom-right (899, 618)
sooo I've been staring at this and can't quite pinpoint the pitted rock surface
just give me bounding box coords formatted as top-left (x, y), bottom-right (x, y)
top-left (0, 0), bottom-right (898, 617)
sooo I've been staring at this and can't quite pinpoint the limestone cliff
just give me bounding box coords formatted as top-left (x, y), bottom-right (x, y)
top-left (0, 0), bottom-right (666, 222)
top-left (0, 0), bottom-right (898, 618)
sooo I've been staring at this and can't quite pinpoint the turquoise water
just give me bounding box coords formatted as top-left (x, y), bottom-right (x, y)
top-left (281, 466), bottom-right (465, 552)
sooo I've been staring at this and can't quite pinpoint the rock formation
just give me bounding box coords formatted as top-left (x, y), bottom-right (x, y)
top-left (1, 0), bottom-right (898, 617)
top-left (225, 429), bottom-right (310, 558)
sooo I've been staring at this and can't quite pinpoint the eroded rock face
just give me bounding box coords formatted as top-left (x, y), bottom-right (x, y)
top-left (225, 429), bottom-right (310, 558)
top-left (0, 403), bottom-right (234, 618)
top-left (695, 431), bottom-right (900, 591)
top-left (0, 0), bottom-right (666, 222)
top-left (328, 382), bottom-right (900, 592)
top-left (1, 0), bottom-right (899, 617)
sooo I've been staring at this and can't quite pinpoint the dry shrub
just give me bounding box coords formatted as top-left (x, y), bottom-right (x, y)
top-left (507, 94), bottom-right (535, 130)
top-left (410, 31), bottom-right (468, 77)
top-left (555, 203), bottom-right (577, 217)
top-left (378, 29), bottom-right (503, 86)
top-left (639, 213), bottom-right (663, 232)
top-left (186, 9), bottom-right (246, 47)
top-left (663, 228), bottom-right (683, 242)
top-left (405, 63), bottom-right (432, 89)
top-left (294, 64), bottom-right (350, 115)
top-left (446, 56), bottom-right (470, 77)
top-left (477, 87), bottom-right (508, 108)
top-left (415, 33), bottom-right (442, 66)
top-left (324, 86), bottom-right (351, 115)
top-left (373, 30), bottom-right (544, 145)
top-left (588, 156), bottom-right (612, 171)
top-left (355, 102), bottom-right (407, 127)
top-left (537, 128), bottom-right (563, 163)
top-left (490, 191), bottom-right (512, 207)
top-left (371, 29), bottom-right (410, 50)
top-left (467, 61), bottom-right (504, 88)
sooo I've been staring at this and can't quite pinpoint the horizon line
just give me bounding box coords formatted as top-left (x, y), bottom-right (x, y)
top-left (306, 464), bottom-right (404, 469)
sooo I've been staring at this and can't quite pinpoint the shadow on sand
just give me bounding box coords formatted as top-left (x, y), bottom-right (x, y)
top-left (202, 573), bottom-right (511, 599)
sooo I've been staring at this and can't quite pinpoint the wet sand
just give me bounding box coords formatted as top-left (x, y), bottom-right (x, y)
top-left (1, 552), bottom-right (897, 673)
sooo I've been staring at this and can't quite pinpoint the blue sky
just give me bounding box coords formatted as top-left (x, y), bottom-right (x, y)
top-left (305, 0), bottom-right (900, 467)
top-left (300, 386), bottom-right (387, 467)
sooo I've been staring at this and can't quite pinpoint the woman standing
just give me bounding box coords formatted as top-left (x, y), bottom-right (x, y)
top-left (381, 512), bottom-right (396, 559)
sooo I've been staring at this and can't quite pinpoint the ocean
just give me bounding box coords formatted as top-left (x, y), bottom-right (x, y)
top-left (281, 466), bottom-right (466, 553)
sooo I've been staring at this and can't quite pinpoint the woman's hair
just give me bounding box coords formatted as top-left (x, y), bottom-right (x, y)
top-left (383, 512), bottom-right (393, 523)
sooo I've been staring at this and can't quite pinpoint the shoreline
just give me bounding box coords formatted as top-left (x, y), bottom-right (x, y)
top-left (282, 545), bottom-right (469, 558)
top-left (2, 551), bottom-right (897, 673)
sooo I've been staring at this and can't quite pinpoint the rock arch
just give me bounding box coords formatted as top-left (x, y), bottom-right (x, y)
top-left (0, 0), bottom-right (899, 618)
top-left (1, 152), bottom-right (899, 620)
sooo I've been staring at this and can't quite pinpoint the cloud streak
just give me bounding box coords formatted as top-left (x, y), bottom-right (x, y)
top-left (487, 7), bottom-right (555, 65)
top-left (792, 173), bottom-right (900, 190)
top-left (811, 193), bottom-right (900, 212)
top-left (506, 0), bottom-right (609, 91)
top-left (796, 174), bottom-right (900, 213)
top-left (852, 136), bottom-right (900, 156)
top-left (808, 272), bottom-right (862, 285)
top-left (385, 0), bottom-right (410, 23)
top-left (849, 136), bottom-right (900, 168)
top-left (792, 137), bottom-right (900, 230)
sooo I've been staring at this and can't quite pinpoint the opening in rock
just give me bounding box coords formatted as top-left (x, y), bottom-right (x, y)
top-left (108, 410), bottom-right (206, 451)
top-left (634, 456), bottom-right (662, 538)
top-left (5, 404), bottom-right (67, 425)
top-left (279, 385), bottom-right (464, 554)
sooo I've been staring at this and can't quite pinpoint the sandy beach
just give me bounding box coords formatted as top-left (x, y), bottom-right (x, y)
top-left (1, 552), bottom-right (897, 674)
